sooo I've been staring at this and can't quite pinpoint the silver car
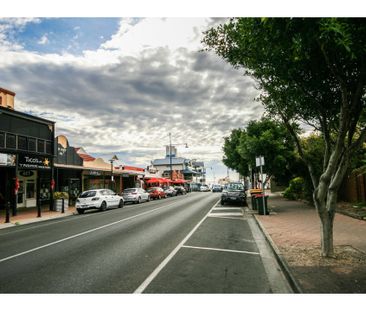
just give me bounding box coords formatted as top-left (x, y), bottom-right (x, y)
top-left (122, 188), bottom-right (150, 204)
top-left (76, 189), bottom-right (124, 214)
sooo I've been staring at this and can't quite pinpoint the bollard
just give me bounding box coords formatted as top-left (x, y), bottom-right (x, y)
top-left (5, 201), bottom-right (10, 223)
top-left (62, 198), bottom-right (65, 213)
top-left (37, 203), bottom-right (41, 218)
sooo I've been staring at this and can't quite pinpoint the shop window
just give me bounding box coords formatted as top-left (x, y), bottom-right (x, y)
top-left (0, 132), bottom-right (4, 148)
top-left (6, 133), bottom-right (16, 149)
top-left (18, 136), bottom-right (27, 150)
top-left (28, 138), bottom-right (36, 152)
top-left (37, 139), bottom-right (45, 153)
top-left (26, 180), bottom-right (36, 199)
top-left (45, 141), bottom-right (52, 154)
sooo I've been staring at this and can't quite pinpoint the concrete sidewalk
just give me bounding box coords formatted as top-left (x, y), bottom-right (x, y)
top-left (0, 206), bottom-right (76, 229)
top-left (253, 193), bottom-right (366, 293)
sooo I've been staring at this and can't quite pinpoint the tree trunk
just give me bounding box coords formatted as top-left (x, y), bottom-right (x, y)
top-left (318, 208), bottom-right (335, 257)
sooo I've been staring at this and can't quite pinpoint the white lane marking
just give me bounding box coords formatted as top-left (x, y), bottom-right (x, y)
top-left (0, 202), bottom-right (180, 264)
top-left (208, 212), bottom-right (243, 217)
top-left (208, 216), bottom-right (247, 221)
top-left (212, 208), bottom-right (242, 211)
top-left (134, 199), bottom-right (221, 294)
top-left (181, 245), bottom-right (260, 256)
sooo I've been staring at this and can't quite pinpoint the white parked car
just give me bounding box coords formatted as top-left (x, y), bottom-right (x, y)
top-left (200, 185), bottom-right (210, 192)
top-left (122, 188), bottom-right (150, 204)
top-left (76, 189), bottom-right (124, 214)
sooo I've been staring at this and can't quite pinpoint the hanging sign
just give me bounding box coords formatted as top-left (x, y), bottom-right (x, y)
top-left (0, 153), bottom-right (16, 166)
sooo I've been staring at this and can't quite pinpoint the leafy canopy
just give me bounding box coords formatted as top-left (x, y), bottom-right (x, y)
top-left (223, 118), bottom-right (297, 184)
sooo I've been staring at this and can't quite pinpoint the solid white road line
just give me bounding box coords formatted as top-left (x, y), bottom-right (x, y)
top-left (212, 207), bottom-right (243, 211)
top-left (181, 245), bottom-right (260, 256)
top-left (208, 212), bottom-right (243, 217)
top-left (0, 202), bottom-right (180, 264)
top-left (133, 199), bottom-right (221, 294)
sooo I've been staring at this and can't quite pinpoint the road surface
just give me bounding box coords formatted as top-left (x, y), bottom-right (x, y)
top-left (0, 192), bottom-right (291, 293)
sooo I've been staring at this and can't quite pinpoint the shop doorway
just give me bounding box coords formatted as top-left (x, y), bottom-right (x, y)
top-left (17, 171), bottom-right (37, 208)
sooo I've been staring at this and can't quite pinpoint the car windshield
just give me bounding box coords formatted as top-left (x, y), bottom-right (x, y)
top-left (79, 191), bottom-right (96, 198)
top-left (124, 188), bottom-right (136, 193)
top-left (226, 183), bottom-right (244, 191)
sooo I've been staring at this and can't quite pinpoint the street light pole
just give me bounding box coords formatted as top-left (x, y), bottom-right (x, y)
top-left (109, 155), bottom-right (119, 191)
top-left (169, 132), bottom-right (173, 181)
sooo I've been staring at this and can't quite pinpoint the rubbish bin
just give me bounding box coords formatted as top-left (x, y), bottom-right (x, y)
top-left (251, 195), bottom-right (258, 210)
top-left (255, 194), bottom-right (269, 215)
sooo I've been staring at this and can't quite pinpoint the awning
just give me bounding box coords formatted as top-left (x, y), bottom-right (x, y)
top-left (145, 177), bottom-right (173, 184)
top-left (172, 179), bottom-right (188, 184)
top-left (146, 178), bottom-right (161, 184)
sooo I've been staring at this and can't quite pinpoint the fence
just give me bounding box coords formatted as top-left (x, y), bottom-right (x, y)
top-left (339, 171), bottom-right (366, 203)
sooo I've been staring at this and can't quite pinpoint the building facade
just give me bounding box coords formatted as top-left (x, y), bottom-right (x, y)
top-left (0, 88), bottom-right (55, 214)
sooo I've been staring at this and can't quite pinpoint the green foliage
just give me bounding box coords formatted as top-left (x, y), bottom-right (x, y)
top-left (283, 177), bottom-right (305, 200)
top-left (222, 128), bottom-right (249, 177)
top-left (223, 117), bottom-right (297, 184)
top-left (53, 192), bottom-right (69, 200)
top-left (203, 17), bottom-right (366, 257)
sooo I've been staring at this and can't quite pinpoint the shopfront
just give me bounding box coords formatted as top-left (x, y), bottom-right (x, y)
top-left (0, 106), bottom-right (55, 215)
top-left (54, 135), bottom-right (83, 205)
top-left (0, 153), bottom-right (16, 210)
top-left (82, 170), bottom-right (106, 190)
top-left (17, 154), bottom-right (52, 208)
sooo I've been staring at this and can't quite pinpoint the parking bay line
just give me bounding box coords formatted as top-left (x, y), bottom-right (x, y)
top-left (134, 198), bottom-right (221, 294)
top-left (181, 245), bottom-right (260, 256)
top-left (0, 201), bottom-right (180, 264)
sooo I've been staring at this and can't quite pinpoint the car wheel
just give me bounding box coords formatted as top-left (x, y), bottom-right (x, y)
top-left (138, 197), bottom-right (141, 204)
top-left (118, 200), bottom-right (124, 208)
top-left (77, 208), bottom-right (85, 214)
top-left (221, 200), bottom-right (225, 206)
top-left (101, 201), bottom-right (107, 211)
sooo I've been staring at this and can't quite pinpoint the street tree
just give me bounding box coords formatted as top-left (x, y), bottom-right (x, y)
top-left (222, 118), bottom-right (297, 186)
top-left (238, 117), bottom-right (297, 186)
top-left (203, 18), bottom-right (366, 257)
top-left (222, 128), bottom-right (248, 177)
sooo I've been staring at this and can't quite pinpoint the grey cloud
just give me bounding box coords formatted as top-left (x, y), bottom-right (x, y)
top-left (1, 46), bottom-right (261, 167)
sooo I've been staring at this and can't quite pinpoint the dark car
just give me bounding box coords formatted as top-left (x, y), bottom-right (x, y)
top-left (212, 184), bottom-right (222, 192)
top-left (147, 187), bottom-right (167, 199)
top-left (174, 186), bottom-right (187, 195)
top-left (221, 182), bottom-right (247, 206)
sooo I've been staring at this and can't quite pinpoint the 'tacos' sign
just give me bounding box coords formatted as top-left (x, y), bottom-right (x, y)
top-left (18, 154), bottom-right (51, 170)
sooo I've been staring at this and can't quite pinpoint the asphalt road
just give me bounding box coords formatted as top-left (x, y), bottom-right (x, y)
top-left (0, 192), bottom-right (292, 293)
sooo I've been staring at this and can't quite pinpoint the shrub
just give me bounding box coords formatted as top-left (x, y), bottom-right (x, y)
top-left (283, 177), bottom-right (305, 200)
top-left (53, 192), bottom-right (69, 200)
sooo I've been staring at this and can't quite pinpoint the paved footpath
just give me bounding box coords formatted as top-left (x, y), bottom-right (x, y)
top-left (0, 206), bottom-right (76, 229)
top-left (254, 193), bottom-right (366, 293)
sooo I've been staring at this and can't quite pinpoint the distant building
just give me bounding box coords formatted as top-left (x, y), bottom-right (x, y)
top-left (151, 149), bottom-right (205, 182)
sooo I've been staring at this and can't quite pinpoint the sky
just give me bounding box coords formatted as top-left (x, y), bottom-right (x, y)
top-left (0, 1), bottom-right (356, 183)
top-left (0, 17), bottom-right (264, 182)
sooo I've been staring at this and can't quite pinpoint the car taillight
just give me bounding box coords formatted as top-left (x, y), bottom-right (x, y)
top-left (91, 197), bottom-right (100, 201)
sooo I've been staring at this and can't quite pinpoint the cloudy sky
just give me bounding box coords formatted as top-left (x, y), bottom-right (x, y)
top-left (0, 16), bottom-right (265, 182)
